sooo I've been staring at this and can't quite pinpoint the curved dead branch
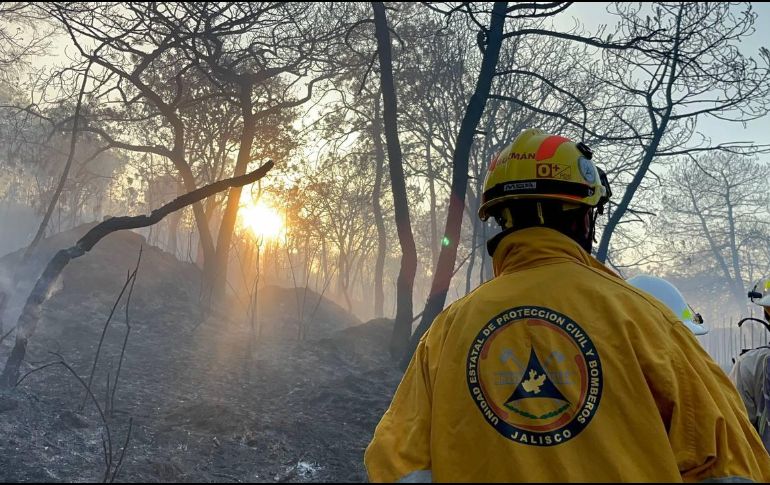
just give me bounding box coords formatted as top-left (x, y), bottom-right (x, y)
top-left (0, 161), bottom-right (275, 388)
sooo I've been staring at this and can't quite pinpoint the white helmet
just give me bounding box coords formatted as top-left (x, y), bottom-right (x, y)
top-left (627, 275), bottom-right (708, 336)
top-left (751, 279), bottom-right (770, 323)
top-left (755, 279), bottom-right (770, 309)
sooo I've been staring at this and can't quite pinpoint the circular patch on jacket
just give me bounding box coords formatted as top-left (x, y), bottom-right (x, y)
top-left (466, 306), bottom-right (602, 446)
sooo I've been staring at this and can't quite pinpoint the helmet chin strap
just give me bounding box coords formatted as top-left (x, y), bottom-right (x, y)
top-left (564, 206), bottom-right (594, 254)
top-left (583, 207), bottom-right (599, 254)
top-left (487, 202), bottom-right (598, 256)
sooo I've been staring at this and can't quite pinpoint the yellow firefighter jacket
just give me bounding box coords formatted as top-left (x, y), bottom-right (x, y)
top-left (365, 227), bottom-right (770, 482)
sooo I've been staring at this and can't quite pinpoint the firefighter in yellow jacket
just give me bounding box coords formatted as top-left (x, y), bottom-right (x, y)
top-left (365, 129), bottom-right (770, 482)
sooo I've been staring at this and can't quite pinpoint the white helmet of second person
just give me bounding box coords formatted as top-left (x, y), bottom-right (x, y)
top-left (753, 278), bottom-right (770, 323)
top-left (755, 279), bottom-right (770, 309)
top-left (627, 275), bottom-right (708, 336)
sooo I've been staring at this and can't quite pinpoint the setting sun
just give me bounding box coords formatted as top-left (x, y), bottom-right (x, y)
top-left (239, 199), bottom-right (285, 241)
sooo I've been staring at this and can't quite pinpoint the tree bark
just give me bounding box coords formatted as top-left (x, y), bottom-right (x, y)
top-left (372, 96), bottom-right (388, 318)
top-left (427, 136), bottom-right (439, 269)
top-left (372, 1), bottom-right (418, 361)
top-left (725, 186), bottom-right (746, 300)
top-left (337, 249), bottom-right (347, 303)
top-left (165, 182), bottom-right (185, 257)
top-left (466, 198), bottom-right (480, 295)
top-left (403, 2), bottom-right (508, 369)
top-left (166, 208), bottom-right (182, 257)
top-left (465, 140), bottom-right (489, 295)
top-left (596, 121), bottom-right (670, 263)
top-left (211, 84), bottom-right (257, 302)
top-left (175, 157), bottom-right (217, 283)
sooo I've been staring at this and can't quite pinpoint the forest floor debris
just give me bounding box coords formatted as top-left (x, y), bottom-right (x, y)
top-left (0, 226), bottom-right (401, 482)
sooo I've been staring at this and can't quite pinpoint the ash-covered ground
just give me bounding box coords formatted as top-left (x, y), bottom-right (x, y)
top-left (0, 226), bottom-right (402, 482)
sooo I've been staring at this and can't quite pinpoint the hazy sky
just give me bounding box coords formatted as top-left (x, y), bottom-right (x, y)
top-left (557, 2), bottom-right (770, 147)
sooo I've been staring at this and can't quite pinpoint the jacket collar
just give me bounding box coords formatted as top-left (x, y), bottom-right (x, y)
top-left (491, 227), bottom-right (618, 279)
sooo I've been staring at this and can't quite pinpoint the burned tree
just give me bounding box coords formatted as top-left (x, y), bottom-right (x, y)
top-left (0, 161), bottom-right (274, 387)
top-left (403, 1), bottom-right (507, 367)
top-left (175, 2), bottom-right (348, 302)
top-left (657, 153), bottom-right (770, 303)
top-left (403, 2), bottom-right (666, 366)
top-left (47, 2), bottom-right (222, 288)
top-left (372, 1), bottom-right (419, 360)
top-left (24, 61), bottom-right (93, 259)
top-left (594, 2), bottom-right (770, 262)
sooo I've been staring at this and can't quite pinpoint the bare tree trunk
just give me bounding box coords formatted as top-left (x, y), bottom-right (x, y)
top-left (373, 1), bottom-right (418, 361)
top-left (467, 145), bottom-right (489, 292)
top-left (212, 84), bottom-right (257, 302)
top-left (198, 194), bottom-right (220, 270)
top-left (251, 241), bottom-right (262, 342)
top-left (25, 61), bottom-right (92, 260)
top-left (403, 2), bottom-right (507, 369)
top-left (684, 179), bottom-right (738, 296)
top-left (596, 129), bottom-right (667, 263)
top-left (466, 204), bottom-right (480, 294)
top-left (0, 162), bottom-right (274, 387)
top-left (321, 239), bottom-right (329, 289)
top-left (166, 209), bottom-right (182, 257)
top-left (179, 163), bottom-right (216, 280)
top-left (427, 137), bottom-right (439, 269)
top-left (596, 6), bottom-right (683, 263)
top-left (725, 187), bottom-right (747, 300)
top-left (337, 250), bottom-right (346, 301)
top-left (372, 96), bottom-right (388, 318)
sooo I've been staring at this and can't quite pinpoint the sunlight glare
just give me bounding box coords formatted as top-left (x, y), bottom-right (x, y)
top-left (239, 199), bottom-right (285, 241)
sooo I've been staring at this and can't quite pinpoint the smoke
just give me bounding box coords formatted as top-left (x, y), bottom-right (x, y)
top-left (0, 253), bottom-right (64, 340)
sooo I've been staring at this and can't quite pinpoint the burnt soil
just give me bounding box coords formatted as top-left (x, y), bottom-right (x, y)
top-left (0, 226), bottom-right (402, 482)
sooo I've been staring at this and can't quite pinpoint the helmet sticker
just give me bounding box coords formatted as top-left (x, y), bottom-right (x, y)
top-left (503, 181), bottom-right (537, 192)
top-left (578, 157), bottom-right (596, 184)
top-left (681, 307), bottom-right (693, 321)
top-left (535, 135), bottom-right (570, 161)
top-left (510, 152), bottom-right (536, 161)
top-left (536, 163), bottom-right (572, 180)
top-left (466, 306), bottom-right (603, 446)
